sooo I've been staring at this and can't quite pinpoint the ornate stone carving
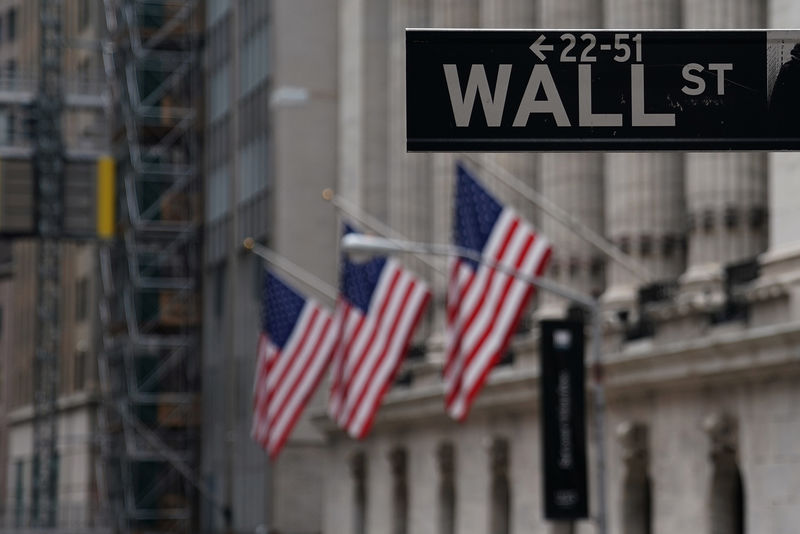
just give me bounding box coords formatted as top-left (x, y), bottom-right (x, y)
top-left (490, 438), bottom-right (509, 476)
top-left (704, 412), bottom-right (738, 462)
top-left (617, 421), bottom-right (649, 470)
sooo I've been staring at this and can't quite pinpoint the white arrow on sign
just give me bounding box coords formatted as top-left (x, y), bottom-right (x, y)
top-left (529, 34), bottom-right (553, 61)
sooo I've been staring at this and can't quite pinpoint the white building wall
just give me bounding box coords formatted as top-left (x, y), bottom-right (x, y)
top-left (5, 404), bottom-right (96, 528)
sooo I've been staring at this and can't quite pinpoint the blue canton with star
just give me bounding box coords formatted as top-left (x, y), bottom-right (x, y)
top-left (341, 225), bottom-right (387, 314)
top-left (263, 270), bottom-right (307, 350)
top-left (454, 163), bottom-right (503, 270)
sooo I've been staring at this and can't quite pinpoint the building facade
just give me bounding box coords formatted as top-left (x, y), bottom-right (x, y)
top-left (200, 0), bottom-right (337, 533)
top-left (0, 0), bottom-right (107, 529)
top-left (319, 1), bottom-right (800, 534)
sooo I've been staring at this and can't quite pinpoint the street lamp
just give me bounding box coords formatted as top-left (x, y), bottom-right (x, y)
top-left (341, 233), bottom-right (608, 534)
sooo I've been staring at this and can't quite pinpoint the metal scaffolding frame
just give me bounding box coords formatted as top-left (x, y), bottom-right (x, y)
top-left (31, 0), bottom-right (65, 526)
top-left (98, 1), bottom-right (202, 532)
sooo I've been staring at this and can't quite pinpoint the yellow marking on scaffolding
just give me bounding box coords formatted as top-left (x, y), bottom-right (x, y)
top-left (97, 156), bottom-right (115, 239)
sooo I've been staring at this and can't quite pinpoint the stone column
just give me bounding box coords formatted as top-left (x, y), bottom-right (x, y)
top-left (388, 0), bottom-right (431, 245)
top-left (704, 413), bottom-right (743, 534)
top-left (479, 0), bottom-right (540, 322)
top-left (480, 0), bottom-right (537, 32)
top-left (617, 421), bottom-right (651, 534)
top-left (338, 0), bottom-right (365, 205)
top-left (478, 0), bottom-right (538, 222)
top-left (362, 0), bottom-right (391, 223)
top-left (429, 0), bottom-right (479, 337)
top-left (761, 0), bottom-right (800, 279)
top-left (603, 0), bottom-right (685, 310)
top-left (681, 0), bottom-right (768, 293)
top-left (340, 0), bottom-right (391, 220)
top-left (388, 0), bottom-right (432, 340)
top-left (538, 0), bottom-right (605, 317)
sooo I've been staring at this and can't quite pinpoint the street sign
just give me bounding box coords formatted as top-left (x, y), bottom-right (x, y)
top-left (540, 320), bottom-right (588, 520)
top-left (406, 30), bottom-right (800, 151)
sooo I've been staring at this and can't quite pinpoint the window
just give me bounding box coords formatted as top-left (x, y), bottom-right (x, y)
top-left (79, 0), bottom-right (91, 31)
top-left (213, 265), bottom-right (226, 319)
top-left (74, 349), bottom-right (87, 390)
top-left (390, 448), bottom-right (408, 534)
top-left (76, 277), bottom-right (88, 321)
top-left (207, 0), bottom-right (230, 29)
top-left (253, 253), bottom-right (263, 300)
top-left (30, 454), bottom-right (39, 522)
top-left (239, 24), bottom-right (270, 97)
top-left (206, 164), bottom-right (230, 223)
top-left (707, 414), bottom-right (745, 534)
top-left (237, 133), bottom-right (269, 204)
top-left (208, 64), bottom-right (229, 123)
top-left (438, 443), bottom-right (455, 534)
top-left (8, 8), bottom-right (16, 42)
top-left (14, 459), bottom-right (24, 527)
top-left (619, 422), bottom-right (652, 534)
top-left (490, 439), bottom-right (510, 534)
top-left (351, 453), bottom-right (366, 534)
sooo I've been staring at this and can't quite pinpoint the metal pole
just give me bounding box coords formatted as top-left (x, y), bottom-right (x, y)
top-left (463, 154), bottom-right (651, 284)
top-left (243, 238), bottom-right (339, 302)
top-left (590, 307), bottom-right (607, 534)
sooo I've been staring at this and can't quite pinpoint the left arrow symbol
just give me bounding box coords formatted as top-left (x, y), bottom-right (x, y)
top-left (529, 34), bottom-right (553, 61)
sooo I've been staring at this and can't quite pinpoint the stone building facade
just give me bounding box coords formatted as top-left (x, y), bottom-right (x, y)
top-left (200, 0), bottom-right (338, 532)
top-left (0, 0), bottom-right (106, 529)
top-left (320, 0), bottom-right (800, 533)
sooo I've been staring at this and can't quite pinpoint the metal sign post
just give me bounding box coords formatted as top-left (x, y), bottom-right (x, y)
top-left (406, 29), bottom-right (800, 151)
top-left (540, 320), bottom-right (589, 521)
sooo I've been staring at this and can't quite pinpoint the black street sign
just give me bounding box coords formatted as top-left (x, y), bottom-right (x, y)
top-left (406, 30), bottom-right (800, 151)
top-left (540, 320), bottom-right (588, 520)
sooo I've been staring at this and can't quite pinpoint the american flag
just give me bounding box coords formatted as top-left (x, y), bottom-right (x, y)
top-left (329, 227), bottom-right (431, 439)
top-left (252, 270), bottom-right (338, 459)
top-left (445, 164), bottom-right (552, 421)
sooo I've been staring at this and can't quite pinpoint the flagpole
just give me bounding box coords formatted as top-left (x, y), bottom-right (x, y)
top-left (322, 189), bottom-right (446, 277)
top-left (243, 238), bottom-right (339, 302)
top-left (341, 233), bottom-right (608, 534)
top-left (463, 154), bottom-right (651, 284)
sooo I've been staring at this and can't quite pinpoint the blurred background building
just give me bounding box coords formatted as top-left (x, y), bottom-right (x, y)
top-left (200, 0), bottom-right (336, 533)
top-left (0, 0), bottom-right (107, 530)
top-left (0, 0), bottom-right (799, 534)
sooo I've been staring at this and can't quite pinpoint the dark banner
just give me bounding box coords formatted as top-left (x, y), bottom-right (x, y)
top-left (540, 320), bottom-right (588, 520)
top-left (407, 30), bottom-right (800, 151)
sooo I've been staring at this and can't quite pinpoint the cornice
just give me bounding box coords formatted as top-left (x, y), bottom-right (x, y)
top-left (314, 321), bottom-right (800, 438)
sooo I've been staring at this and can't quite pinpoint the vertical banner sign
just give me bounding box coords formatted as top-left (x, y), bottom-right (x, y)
top-left (406, 30), bottom-right (800, 151)
top-left (540, 320), bottom-right (588, 520)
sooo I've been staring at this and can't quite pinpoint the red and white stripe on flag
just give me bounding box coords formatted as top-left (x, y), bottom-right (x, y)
top-left (445, 204), bottom-right (551, 421)
top-left (329, 257), bottom-right (431, 439)
top-left (251, 290), bottom-right (337, 460)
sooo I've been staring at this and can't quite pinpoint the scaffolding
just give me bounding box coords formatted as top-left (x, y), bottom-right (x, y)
top-left (31, 0), bottom-right (66, 527)
top-left (98, 1), bottom-right (202, 533)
